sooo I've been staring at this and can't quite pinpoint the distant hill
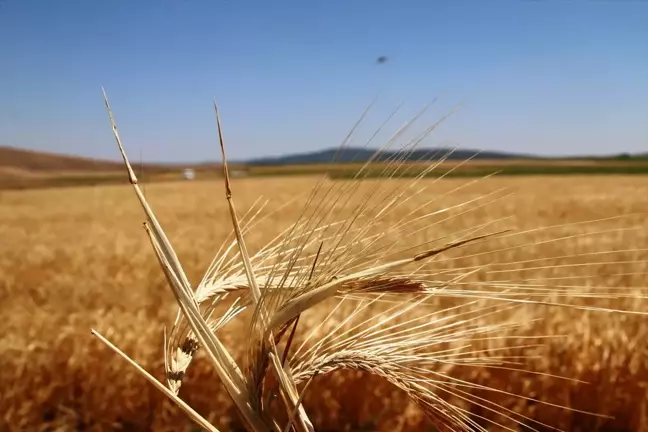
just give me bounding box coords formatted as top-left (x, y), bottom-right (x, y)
top-left (0, 146), bottom-right (185, 190)
top-left (0, 145), bottom-right (128, 172)
top-left (245, 147), bottom-right (535, 166)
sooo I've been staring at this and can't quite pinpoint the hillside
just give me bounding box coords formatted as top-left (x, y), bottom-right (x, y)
top-left (0, 146), bottom-right (185, 190)
top-left (0, 146), bottom-right (128, 172)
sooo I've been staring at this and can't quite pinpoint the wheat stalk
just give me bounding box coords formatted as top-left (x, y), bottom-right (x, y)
top-left (91, 90), bottom-right (648, 431)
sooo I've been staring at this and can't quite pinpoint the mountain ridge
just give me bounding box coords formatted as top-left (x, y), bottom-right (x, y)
top-left (244, 147), bottom-right (536, 165)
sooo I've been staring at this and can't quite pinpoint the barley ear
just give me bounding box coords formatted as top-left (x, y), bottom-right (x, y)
top-left (268, 230), bottom-right (508, 332)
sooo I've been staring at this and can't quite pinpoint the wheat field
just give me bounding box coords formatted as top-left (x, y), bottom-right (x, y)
top-left (1, 173), bottom-right (647, 431)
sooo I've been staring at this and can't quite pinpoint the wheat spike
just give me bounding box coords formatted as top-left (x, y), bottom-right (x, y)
top-left (94, 91), bottom-right (648, 431)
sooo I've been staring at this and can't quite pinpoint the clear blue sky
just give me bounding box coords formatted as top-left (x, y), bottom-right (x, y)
top-left (1, 0), bottom-right (647, 162)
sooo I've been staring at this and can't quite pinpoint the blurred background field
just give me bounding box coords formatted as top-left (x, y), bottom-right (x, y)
top-left (1, 173), bottom-right (647, 431)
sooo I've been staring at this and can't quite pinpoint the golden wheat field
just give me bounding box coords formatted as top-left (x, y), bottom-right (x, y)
top-left (1, 173), bottom-right (647, 432)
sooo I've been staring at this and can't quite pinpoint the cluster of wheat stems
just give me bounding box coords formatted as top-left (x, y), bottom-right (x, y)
top-left (92, 90), bottom-right (647, 431)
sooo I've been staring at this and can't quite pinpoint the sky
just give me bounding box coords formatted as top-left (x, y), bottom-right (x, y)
top-left (1, 0), bottom-right (647, 162)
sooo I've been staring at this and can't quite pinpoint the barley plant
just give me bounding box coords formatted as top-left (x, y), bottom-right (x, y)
top-left (85, 90), bottom-right (647, 432)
